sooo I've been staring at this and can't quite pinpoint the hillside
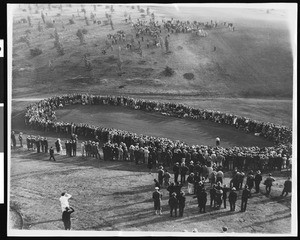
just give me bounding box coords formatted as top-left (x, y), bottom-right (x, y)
top-left (11, 4), bottom-right (293, 99)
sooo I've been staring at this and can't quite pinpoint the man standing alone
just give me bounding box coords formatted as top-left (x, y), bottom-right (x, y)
top-left (49, 147), bottom-right (56, 161)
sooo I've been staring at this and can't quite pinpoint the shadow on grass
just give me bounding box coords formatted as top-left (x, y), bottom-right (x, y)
top-left (28, 218), bottom-right (62, 226)
top-left (243, 213), bottom-right (291, 229)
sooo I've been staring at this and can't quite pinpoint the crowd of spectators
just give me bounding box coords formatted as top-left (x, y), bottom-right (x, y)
top-left (24, 94), bottom-right (292, 172)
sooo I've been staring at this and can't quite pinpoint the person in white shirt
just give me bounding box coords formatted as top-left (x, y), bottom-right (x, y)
top-left (216, 136), bottom-right (220, 146)
top-left (60, 192), bottom-right (72, 212)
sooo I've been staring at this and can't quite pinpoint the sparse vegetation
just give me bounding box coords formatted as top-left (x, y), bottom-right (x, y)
top-left (162, 66), bottom-right (175, 76)
top-left (30, 47), bottom-right (42, 57)
top-left (76, 29), bottom-right (85, 44)
top-left (45, 21), bottom-right (55, 28)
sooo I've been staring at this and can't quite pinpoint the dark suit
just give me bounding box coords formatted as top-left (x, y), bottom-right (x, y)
top-left (228, 191), bottom-right (237, 211)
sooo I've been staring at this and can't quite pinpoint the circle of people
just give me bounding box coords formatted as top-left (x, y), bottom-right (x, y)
top-left (23, 94), bottom-right (292, 172)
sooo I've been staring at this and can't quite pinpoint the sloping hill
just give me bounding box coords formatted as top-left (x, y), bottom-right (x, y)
top-left (11, 4), bottom-right (293, 98)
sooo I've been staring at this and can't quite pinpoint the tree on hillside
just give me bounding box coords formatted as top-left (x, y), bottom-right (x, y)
top-left (59, 4), bottom-right (63, 12)
top-left (85, 17), bottom-right (90, 26)
top-left (48, 4), bottom-right (51, 11)
top-left (27, 16), bottom-right (32, 27)
top-left (20, 35), bottom-right (31, 48)
top-left (37, 21), bottom-right (43, 32)
top-left (94, 5), bottom-right (96, 11)
top-left (41, 11), bottom-right (45, 24)
top-left (82, 8), bottom-right (86, 17)
top-left (159, 36), bottom-right (164, 51)
top-left (76, 29), bottom-right (85, 45)
top-left (147, 7), bottom-right (150, 15)
top-left (53, 29), bottom-right (64, 55)
top-left (28, 4), bottom-right (32, 14)
top-left (165, 36), bottom-right (169, 53)
top-left (110, 19), bottom-right (114, 30)
top-left (83, 54), bottom-right (92, 70)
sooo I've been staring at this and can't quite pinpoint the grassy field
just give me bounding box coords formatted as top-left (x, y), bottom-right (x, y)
top-left (55, 104), bottom-right (274, 147)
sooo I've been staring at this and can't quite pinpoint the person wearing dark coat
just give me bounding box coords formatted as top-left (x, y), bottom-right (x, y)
top-left (154, 179), bottom-right (161, 190)
top-left (228, 187), bottom-right (238, 211)
top-left (72, 140), bottom-right (77, 156)
top-left (44, 138), bottom-right (48, 153)
top-left (281, 177), bottom-right (291, 197)
top-left (241, 185), bottom-right (251, 212)
top-left (157, 166), bottom-right (164, 186)
top-left (173, 162), bottom-right (180, 183)
top-left (173, 182), bottom-right (183, 196)
top-left (214, 182), bottom-right (223, 210)
top-left (152, 187), bottom-right (162, 215)
top-left (195, 188), bottom-right (207, 213)
top-left (246, 171), bottom-right (255, 197)
top-left (36, 136), bottom-right (41, 153)
top-left (254, 170), bottom-right (262, 193)
top-left (26, 136), bottom-right (30, 150)
top-left (168, 192), bottom-right (179, 217)
top-left (177, 191), bottom-right (186, 217)
top-left (180, 163), bottom-right (189, 184)
top-left (62, 207), bottom-right (75, 230)
top-left (222, 184), bottom-right (230, 209)
top-left (49, 147), bottom-right (56, 161)
top-left (167, 182), bottom-right (175, 198)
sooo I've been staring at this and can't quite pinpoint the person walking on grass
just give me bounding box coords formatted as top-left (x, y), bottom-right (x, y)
top-left (264, 173), bottom-right (275, 196)
top-left (152, 187), bottom-right (162, 215)
top-left (62, 207), bottom-right (75, 230)
top-left (49, 147), bottom-right (56, 161)
top-left (281, 177), bottom-right (291, 197)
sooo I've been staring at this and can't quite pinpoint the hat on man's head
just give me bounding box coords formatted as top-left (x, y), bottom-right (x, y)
top-left (155, 187), bottom-right (159, 190)
top-left (257, 170), bottom-right (261, 174)
top-left (231, 187), bottom-right (236, 191)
